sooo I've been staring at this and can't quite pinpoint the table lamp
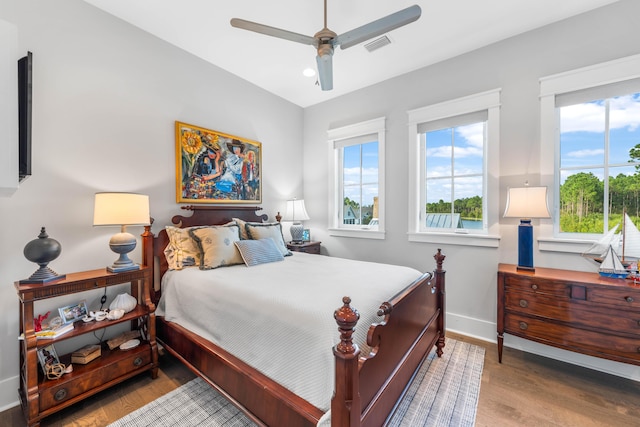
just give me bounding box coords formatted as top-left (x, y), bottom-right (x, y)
top-left (282, 198), bottom-right (310, 243)
top-left (93, 192), bottom-right (150, 272)
top-left (503, 186), bottom-right (551, 271)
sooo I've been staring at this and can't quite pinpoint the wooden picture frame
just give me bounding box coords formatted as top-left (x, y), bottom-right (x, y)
top-left (176, 121), bottom-right (262, 204)
top-left (58, 300), bottom-right (88, 324)
top-left (37, 344), bottom-right (60, 375)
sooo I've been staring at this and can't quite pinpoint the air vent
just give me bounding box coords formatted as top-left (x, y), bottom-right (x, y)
top-left (364, 35), bottom-right (391, 53)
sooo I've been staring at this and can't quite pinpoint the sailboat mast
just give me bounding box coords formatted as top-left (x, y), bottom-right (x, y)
top-left (622, 208), bottom-right (627, 262)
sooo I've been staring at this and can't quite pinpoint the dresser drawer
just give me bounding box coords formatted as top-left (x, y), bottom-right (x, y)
top-left (505, 290), bottom-right (640, 336)
top-left (587, 285), bottom-right (640, 309)
top-left (504, 275), bottom-right (570, 298)
top-left (504, 313), bottom-right (640, 364)
top-left (40, 344), bottom-right (151, 412)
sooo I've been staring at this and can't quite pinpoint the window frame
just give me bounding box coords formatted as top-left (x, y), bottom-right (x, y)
top-left (327, 117), bottom-right (385, 239)
top-left (539, 53), bottom-right (640, 253)
top-left (407, 89), bottom-right (501, 247)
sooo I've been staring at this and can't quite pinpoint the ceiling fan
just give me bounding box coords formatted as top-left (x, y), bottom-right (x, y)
top-left (230, 1), bottom-right (422, 91)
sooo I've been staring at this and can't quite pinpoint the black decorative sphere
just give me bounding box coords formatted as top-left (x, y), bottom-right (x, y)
top-left (20, 227), bottom-right (66, 284)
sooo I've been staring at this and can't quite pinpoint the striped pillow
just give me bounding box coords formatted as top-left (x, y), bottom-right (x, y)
top-left (235, 238), bottom-right (285, 267)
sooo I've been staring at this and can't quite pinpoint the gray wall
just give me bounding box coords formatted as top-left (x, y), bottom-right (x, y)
top-left (302, 0), bottom-right (640, 381)
top-left (0, 0), bottom-right (303, 410)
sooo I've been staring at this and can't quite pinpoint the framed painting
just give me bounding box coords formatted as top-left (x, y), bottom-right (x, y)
top-left (176, 121), bottom-right (262, 203)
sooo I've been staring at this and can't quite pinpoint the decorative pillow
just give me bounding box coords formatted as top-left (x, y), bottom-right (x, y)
top-left (189, 225), bottom-right (244, 270)
top-left (232, 217), bottom-right (254, 240)
top-left (244, 222), bottom-right (291, 256)
top-left (235, 238), bottom-right (285, 267)
top-left (164, 226), bottom-right (205, 270)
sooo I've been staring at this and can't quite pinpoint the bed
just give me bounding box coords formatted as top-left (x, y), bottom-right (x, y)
top-left (141, 205), bottom-right (446, 427)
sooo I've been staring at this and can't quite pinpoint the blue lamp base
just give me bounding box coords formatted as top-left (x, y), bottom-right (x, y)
top-left (517, 219), bottom-right (535, 271)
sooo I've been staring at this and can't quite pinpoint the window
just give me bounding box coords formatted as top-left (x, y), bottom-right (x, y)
top-left (407, 89), bottom-right (501, 247)
top-left (328, 117), bottom-right (385, 239)
top-left (558, 89), bottom-right (640, 234)
top-left (539, 54), bottom-right (640, 253)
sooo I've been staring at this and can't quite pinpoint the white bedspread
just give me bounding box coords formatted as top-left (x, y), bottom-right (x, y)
top-left (156, 252), bottom-right (423, 412)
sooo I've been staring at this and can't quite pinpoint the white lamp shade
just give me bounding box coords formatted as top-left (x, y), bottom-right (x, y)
top-left (281, 199), bottom-right (310, 222)
top-left (504, 187), bottom-right (551, 219)
top-left (93, 192), bottom-right (150, 226)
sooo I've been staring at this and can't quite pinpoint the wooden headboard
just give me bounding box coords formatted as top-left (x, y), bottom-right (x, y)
top-left (141, 205), bottom-right (268, 302)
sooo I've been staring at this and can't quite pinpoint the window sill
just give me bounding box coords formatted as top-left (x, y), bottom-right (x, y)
top-left (538, 237), bottom-right (594, 254)
top-left (328, 228), bottom-right (385, 240)
top-left (408, 232), bottom-right (500, 247)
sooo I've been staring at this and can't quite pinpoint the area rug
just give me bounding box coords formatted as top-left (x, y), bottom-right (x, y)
top-left (109, 338), bottom-right (484, 427)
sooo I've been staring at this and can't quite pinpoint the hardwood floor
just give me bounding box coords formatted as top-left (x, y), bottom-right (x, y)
top-left (2, 334), bottom-right (639, 426)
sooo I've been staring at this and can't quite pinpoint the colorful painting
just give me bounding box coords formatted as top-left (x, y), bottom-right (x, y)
top-left (176, 122), bottom-right (261, 203)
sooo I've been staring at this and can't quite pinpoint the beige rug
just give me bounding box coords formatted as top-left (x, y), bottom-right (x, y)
top-left (109, 338), bottom-right (484, 426)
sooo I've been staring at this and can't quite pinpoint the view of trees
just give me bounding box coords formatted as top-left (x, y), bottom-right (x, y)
top-left (560, 144), bottom-right (640, 233)
top-left (426, 195), bottom-right (482, 221)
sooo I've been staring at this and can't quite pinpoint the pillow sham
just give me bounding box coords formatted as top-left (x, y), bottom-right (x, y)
top-left (189, 225), bottom-right (244, 270)
top-left (164, 225), bottom-right (204, 270)
top-left (234, 238), bottom-right (285, 267)
top-left (244, 222), bottom-right (291, 257)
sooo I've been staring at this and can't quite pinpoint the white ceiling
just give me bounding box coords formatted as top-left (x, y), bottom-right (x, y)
top-left (82, 0), bottom-right (618, 108)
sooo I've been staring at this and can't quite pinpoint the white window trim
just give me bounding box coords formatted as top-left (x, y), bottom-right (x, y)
top-left (407, 89), bottom-right (501, 247)
top-left (327, 117), bottom-right (385, 240)
top-left (539, 53), bottom-right (640, 253)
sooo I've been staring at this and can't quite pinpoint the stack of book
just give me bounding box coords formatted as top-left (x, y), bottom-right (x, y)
top-left (71, 344), bottom-right (101, 364)
top-left (19, 322), bottom-right (74, 340)
top-left (34, 322), bottom-right (74, 339)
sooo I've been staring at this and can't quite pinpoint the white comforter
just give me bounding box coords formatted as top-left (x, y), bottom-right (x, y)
top-left (156, 252), bottom-right (422, 412)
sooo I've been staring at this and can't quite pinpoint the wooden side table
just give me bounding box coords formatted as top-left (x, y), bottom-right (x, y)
top-left (287, 241), bottom-right (321, 255)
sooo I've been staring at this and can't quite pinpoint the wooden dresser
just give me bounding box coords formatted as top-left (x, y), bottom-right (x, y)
top-left (497, 263), bottom-right (640, 366)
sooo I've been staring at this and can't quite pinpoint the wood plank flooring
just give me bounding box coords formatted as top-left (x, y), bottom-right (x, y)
top-left (2, 333), bottom-right (638, 426)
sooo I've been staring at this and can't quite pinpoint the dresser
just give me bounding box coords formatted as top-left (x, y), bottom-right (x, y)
top-left (497, 263), bottom-right (640, 366)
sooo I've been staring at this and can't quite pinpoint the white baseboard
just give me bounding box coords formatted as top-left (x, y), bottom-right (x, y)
top-left (446, 312), bottom-right (640, 382)
top-left (0, 375), bottom-right (20, 413)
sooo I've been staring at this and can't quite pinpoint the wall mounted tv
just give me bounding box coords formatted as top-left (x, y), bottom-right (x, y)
top-left (18, 51), bottom-right (32, 182)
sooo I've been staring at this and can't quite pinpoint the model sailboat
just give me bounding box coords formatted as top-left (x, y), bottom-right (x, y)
top-left (583, 212), bottom-right (640, 278)
top-left (598, 245), bottom-right (629, 278)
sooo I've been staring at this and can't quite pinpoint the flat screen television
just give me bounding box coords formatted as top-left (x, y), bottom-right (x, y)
top-left (18, 51), bottom-right (32, 182)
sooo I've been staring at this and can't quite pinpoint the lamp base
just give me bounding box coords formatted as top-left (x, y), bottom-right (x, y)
top-left (107, 231), bottom-right (139, 273)
top-left (517, 219), bottom-right (535, 271)
top-left (290, 222), bottom-right (304, 243)
top-left (107, 263), bottom-right (141, 273)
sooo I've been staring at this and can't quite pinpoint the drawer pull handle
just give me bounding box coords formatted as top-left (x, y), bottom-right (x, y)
top-left (54, 388), bottom-right (68, 401)
top-left (531, 284), bottom-right (538, 290)
top-left (519, 321), bottom-right (528, 330)
top-left (626, 296), bottom-right (634, 303)
top-left (519, 299), bottom-right (528, 308)
top-left (133, 357), bottom-right (143, 367)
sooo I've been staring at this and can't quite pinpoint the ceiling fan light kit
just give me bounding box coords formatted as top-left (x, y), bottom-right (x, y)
top-left (231, 1), bottom-right (421, 91)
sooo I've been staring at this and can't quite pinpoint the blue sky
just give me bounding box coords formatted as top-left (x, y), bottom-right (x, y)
top-left (343, 141), bottom-right (378, 207)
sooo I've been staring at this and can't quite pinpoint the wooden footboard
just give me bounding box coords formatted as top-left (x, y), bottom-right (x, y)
top-left (142, 206), bottom-right (446, 427)
top-left (333, 249), bottom-right (445, 427)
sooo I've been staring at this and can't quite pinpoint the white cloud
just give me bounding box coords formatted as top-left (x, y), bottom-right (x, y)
top-left (566, 148), bottom-right (605, 158)
top-left (561, 94), bottom-right (640, 133)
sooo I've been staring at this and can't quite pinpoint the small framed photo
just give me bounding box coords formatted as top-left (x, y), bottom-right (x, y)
top-left (302, 229), bottom-right (311, 242)
top-left (58, 300), bottom-right (88, 324)
top-left (37, 344), bottom-right (60, 374)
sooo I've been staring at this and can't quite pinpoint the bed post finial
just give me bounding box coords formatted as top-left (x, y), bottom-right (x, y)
top-left (334, 296), bottom-right (360, 354)
top-left (332, 296), bottom-right (362, 427)
top-left (434, 248), bottom-right (445, 271)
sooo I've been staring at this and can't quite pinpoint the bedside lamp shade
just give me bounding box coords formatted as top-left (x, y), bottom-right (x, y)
top-left (94, 192), bottom-right (150, 272)
top-left (281, 199), bottom-right (310, 243)
top-left (504, 186), bottom-right (550, 271)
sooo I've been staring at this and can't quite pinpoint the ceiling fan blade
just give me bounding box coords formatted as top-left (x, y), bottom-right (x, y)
top-left (335, 4), bottom-right (422, 50)
top-left (316, 53), bottom-right (333, 91)
top-left (231, 18), bottom-right (317, 46)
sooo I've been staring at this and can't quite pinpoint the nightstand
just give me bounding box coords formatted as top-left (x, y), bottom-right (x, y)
top-left (287, 241), bottom-right (321, 255)
top-left (15, 267), bottom-right (158, 426)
